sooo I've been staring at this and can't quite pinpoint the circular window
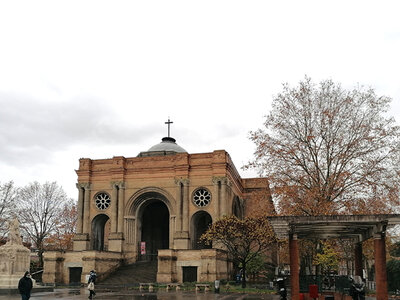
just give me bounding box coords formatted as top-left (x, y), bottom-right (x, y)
top-left (192, 188), bottom-right (211, 207)
top-left (95, 192), bottom-right (111, 210)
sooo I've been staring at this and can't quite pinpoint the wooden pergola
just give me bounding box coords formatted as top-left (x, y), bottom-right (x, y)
top-left (267, 214), bottom-right (400, 300)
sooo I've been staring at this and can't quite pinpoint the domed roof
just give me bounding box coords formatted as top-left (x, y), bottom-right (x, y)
top-left (138, 137), bottom-right (187, 157)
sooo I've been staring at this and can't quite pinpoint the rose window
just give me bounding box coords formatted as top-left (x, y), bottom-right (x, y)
top-left (95, 192), bottom-right (111, 210)
top-left (192, 188), bottom-right (211, 207)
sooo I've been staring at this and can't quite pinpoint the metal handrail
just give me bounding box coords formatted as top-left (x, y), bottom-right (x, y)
top-left (31, 269), bottom-right (43, 275)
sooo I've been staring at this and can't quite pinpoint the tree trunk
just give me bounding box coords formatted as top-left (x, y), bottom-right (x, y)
top-left (37, 239), bottom-right (44, 269)
top-left (38, 249), bottom-right (44, 269)
top-left (242, 264), bottom-right (247, 288)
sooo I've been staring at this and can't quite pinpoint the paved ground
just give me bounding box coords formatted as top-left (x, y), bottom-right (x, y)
top-left (0, 288), bottom-right (280, 300)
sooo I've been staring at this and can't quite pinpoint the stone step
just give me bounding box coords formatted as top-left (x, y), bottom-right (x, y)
top-left (99, 261), bottom-right (157, 285)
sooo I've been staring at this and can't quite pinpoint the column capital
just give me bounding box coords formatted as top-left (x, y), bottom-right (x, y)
top-left (374, 232), bottom-right (385, 240)
top-left (174, 178), bottom-right (190, 186)
top-left (111, 181), bottom-right (125, 189)
top-left (373, 222), bottom-right (387, 236)
top-left (76, 182), bottom-right (91, 190)
top-left (212, 176), bottom-right (232, 186)
top-left (212, 176), bottom-right (225, 185)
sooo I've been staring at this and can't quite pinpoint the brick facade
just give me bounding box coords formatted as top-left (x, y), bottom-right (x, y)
top-left (43, 139), bottom-right (274, 284)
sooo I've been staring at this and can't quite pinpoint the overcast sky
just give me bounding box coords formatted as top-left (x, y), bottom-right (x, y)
top-left (1, 1), bottom-right (399, 199)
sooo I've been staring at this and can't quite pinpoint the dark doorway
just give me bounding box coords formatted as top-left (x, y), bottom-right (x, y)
top-left (91, 214), bottom-right (110, 251)
top-left (182, 266), bottom-right (198, 283)
top-left (69, 267), bottom-right (82, 285)
top-left (191, 211), bottom-right (212, 249)
top-left (141, 201), bottom-right (169, 261)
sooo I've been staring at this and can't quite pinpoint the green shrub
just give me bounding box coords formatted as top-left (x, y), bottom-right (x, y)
top-left (387, 259), bottom-right (400, 292)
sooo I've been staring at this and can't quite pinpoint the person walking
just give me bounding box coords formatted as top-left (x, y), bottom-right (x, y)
top-left (88, 270), bottom-right (97, 299)
top-left (18, 271), bottom-right (33, 300)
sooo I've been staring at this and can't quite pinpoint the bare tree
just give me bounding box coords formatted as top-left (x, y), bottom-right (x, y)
top-left (17, 181), bottom-right (69, 267)
top-left (246, 77), bottom-right (400, 215)
top-left (0, 181), bottom-right (18, 239)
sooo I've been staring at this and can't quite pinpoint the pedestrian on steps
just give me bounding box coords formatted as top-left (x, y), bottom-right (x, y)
top-left (88, 270), bottom-right (97, 299)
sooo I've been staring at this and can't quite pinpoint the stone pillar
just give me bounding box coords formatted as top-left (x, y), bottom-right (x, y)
top-left (82, 183), bottom-right (91, 234)
top-left (108, 182), bottom-right (124, 252)
top-left (157, 249), bottom-right (178, 283)
top-left (289, 234), bottom-right (299, 300)
top-left (42, 251), bottom-right (65, 284)
top-left (354, 242), bottom-right (363, 278)
top-left (220, 178), bottom-right (227, 216)
top-left (75, 183), bottom-right (84, 234)
top-left (117, 182), bottom-right (125, 233)
top-left (111, 183), bottom-right (118, 233)
top-left (374, 233), bottom-right (388, 300)
top-left (173, 179), bottom-right (190, 249)
top-left (212, 177), bottom-right (221, 217)
top-left (182, 179), bottom-right (189, 232)
top-left (175, 179), bottom-right (183, 231)
top-left (73, 183), bottom-right (90, 251)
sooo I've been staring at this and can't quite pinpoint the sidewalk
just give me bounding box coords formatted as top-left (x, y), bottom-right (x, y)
top-left (0, 288), bottom-right (280, 300)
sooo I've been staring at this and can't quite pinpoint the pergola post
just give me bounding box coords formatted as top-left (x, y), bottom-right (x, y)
top-left (354, 242), bottom-right (363, 278)
top-left (268, 215), bottom-right (400, 300)
top-left (374, 233), bottom-right (388, 300)
top-left (289, 233), bottom-right (299, 300)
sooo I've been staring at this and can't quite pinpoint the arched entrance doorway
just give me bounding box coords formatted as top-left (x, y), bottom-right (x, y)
top-left (140, 200), bottom-right (169, 261)
top-left (191, 211), bottom-right (212, 249)
top-left (91, 214), bottom-right (110, 251)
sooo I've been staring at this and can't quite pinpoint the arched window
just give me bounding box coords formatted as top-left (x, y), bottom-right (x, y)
top-left (91, 214), bottom-right (110, 251)
top-left (190, 211), bottom-right (212, 249)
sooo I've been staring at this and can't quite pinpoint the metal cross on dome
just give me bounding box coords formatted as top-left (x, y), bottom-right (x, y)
top-left (165, 117), bottom-right (173, 138)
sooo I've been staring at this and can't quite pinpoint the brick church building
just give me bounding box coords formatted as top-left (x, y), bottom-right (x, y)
top-left (43, 126), bottom-right (274, 284)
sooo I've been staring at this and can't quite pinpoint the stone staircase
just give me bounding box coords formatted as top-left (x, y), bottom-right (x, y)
top-left (99, 260), bottom-right (157, 286)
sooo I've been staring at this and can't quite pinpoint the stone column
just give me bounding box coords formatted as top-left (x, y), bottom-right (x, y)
top-left (354, 242), bottom-right (363, 278)
top-left (75, 183), bottom-right (84, 234)
top-left (111, 183), bottom-right (118, 233)
top-left (170, 215), bottom-right (176, 248)
top-left (82, 183), bottom-right (91, 234)
top-left (220, 178), bottom-right (227, 216)
top-left (374, 233), bottom-right (388, 300)
top-left (212, 177), bottom-right (221, 217)
top-left (182, 179), bottom-right (189, 232)
top-left (108, 182), bottom-right (125, 252)
top-left (117, 182), bottom-right (125, 233)
top-left (175, 180), bottom-right (183, 231)
top-left (289, 234), bottom-right (299, 300)
top-left (173, 178), bottom-right (190, 249)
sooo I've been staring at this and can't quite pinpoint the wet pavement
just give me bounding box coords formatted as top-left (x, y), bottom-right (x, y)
top-left (0, 288), bottom-right (280, 300)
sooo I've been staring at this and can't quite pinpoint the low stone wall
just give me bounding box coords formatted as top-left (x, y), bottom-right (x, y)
top-left (157, 248), bottom-right (229, 283)
top-left (43, 250), bottom-right (123, 284)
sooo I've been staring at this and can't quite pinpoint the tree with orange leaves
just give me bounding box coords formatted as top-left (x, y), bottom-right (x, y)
top-left (246, 77), bottom-right (400, 215)
top-left (45, 202), bottom-right (77, 251)
top-left (200, 215), bottom-right (277, 288)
